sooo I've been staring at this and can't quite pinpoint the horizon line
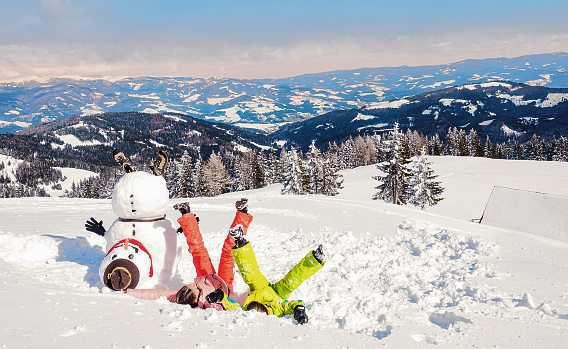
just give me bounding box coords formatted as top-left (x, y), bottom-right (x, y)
top-left (1, 51), bottom-right (567, 85)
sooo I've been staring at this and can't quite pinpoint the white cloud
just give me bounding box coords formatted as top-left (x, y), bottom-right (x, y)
top-left (0, 31), bottom-right (567, 81)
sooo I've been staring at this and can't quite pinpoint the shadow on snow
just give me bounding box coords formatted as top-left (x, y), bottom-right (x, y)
top-left (44, 234), bottom-right (105, 287)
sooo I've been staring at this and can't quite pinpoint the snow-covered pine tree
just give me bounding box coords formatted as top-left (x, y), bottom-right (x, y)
top-left (321, 154), bottom-right (344, 196)
top-left (177, 150), bottom-right (193, 198)
top-left (263, 150), bottom-right (280, 185)
top-left (483, 136), bottom-right (496, 158)
top-left (306, 142), bottom-right (324, 194)
top-left (233, 151), bottom-right (265, 191)
top-left (325, 141), bottom-right (341, 172)
top-left (372, 122), bottom-right (411, 205)
top-left (298, 150), bottom-right (311, 194)
top-left (466, 129), bottom-right (482, 157)
top-left (280, 148), bottom-right (304, 195)
top-left (553, 136), bottom-right (568, 162)
top-left (200, 151), bottom-right (229, 197)
top-left (190, 152), bottom-right (202, 197)
top-left (528, 134), bottom-right (547, 161)
top-left (430, 134), bottom-right (444, 156)
top-left (233, 152), bottom-right (253, 191)
top-left (407, 147), bottom-right (444, 209)
top-left (165, 158), bottom-right (179, 198)
top-left (339, 137), bottom-right (355, 169)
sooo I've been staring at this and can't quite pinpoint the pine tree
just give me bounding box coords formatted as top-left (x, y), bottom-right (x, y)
top-left (430, 134), bottom-right (444, 156)
top-left (165, 158), bottom-right (179, 198)
top-left (553, 136), bottom-right (568, 162)
top-left (407, 147), bottom-right (444, 209)
top-left (200, 152), bottom-right (229, 197)
top-left (466, 129), bottom-right (482, 157)
top-left (233, 151), bottom-right (265, 191)
top-left (281, 148), bottom-right (304, 195)
top-left (528, 135), bottom-right (547, 161)
top-left (483, 136), bottom-right (496, 158)
top-left (263, 150), bottom-right (280, 185)
top-left (372, 123), bottom-right (411, 205)
top-left (177, 151), bottom-right (193, 198)
top-left (339, 137), bottom-right (355, 169)
top-left (306, 142), bottom-right (324, 194)
top-left (190, 152), bottom-right (202, 197)
top-left (321, 154), bottom-right (344, 196)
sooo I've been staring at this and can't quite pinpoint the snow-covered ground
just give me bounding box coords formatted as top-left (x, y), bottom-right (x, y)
top-left (1, 156), bottom-right (567, 348)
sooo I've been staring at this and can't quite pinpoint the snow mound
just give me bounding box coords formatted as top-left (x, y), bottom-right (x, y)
top-left (0, 232), bottom-right (105, 288)
top-left (263, 221), bottom-right (495, 338)
top-left (0, 232), bottom-right (59, 264)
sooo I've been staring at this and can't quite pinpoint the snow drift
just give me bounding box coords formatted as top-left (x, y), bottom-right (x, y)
top-left (481, 186), bottom-right (568, 243)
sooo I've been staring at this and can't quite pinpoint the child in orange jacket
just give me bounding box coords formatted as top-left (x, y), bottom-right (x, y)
top-left (127, 199), bottom-right (252, 310)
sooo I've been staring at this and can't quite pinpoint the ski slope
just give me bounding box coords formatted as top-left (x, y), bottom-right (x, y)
top-left (0, 157), bottom-right (567, 348)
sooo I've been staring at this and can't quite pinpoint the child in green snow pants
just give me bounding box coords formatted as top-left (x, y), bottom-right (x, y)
top-left (232, 240), bottom-right (325, 324)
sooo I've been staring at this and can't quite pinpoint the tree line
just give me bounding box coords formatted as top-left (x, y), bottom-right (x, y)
top-left (3, 125), bottom-right (568, 199)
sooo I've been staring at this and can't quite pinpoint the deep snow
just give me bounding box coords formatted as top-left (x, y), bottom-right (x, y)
top-left (0, 156), bottom-right (567, 348)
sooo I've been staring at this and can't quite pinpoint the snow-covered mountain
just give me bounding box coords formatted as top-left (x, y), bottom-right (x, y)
top-left (0, 112), bottom-right (271, 168)
top-left (0, 153), bottom-right (97, 196)
top-left (1, 156), bottom-right (567, 348)
top-left (1, 52), bottom-right (567, 133)
top-left (273, 81), bottom-right (568, 149)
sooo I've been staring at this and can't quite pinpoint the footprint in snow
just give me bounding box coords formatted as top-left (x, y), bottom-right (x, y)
top-left (60, 325), bottom-right (86, 337)
top-left (429, 312), bottom-right (472, 331)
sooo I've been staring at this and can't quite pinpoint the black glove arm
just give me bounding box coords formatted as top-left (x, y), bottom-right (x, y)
top-left (85, 217), bottom-right (106, 236)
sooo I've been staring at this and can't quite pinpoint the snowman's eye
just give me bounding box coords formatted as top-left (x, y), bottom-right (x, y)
top-left (111, 254), bottom-right (117, 260)
top-left (128, 254), bottom-right (134, 260)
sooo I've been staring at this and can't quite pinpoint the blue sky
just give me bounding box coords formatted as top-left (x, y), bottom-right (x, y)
top-left (0, 0), bottom-right (567, 80)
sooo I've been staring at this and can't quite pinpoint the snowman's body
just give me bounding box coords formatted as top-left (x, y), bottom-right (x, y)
top-left (99, 171), bottom-right (181, 289)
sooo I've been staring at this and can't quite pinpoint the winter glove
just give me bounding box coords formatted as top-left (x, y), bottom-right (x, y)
top-left (205, 288), bottom-right (225, 304)
top-left (174, 202), bottom-right (199, 222)
top-left (85, 217), bottom-right (105, 236)
top-left (293, 305), bottom-right (308, 325)
top-left (312, 244), bottom-right (326, 264)
top-left (173, 202), bottom-right (191, 215)
top-left (235, 198), bottom-right (248, 213)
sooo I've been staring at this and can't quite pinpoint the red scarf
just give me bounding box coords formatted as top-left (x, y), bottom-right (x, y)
top-left (105, 238), bottom-right (154, 277)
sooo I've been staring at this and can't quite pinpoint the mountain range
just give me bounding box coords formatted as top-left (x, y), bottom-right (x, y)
top-left (273, 81), bottom-right (568, 149)
top-left (1, 52), bottom-right (567, 133)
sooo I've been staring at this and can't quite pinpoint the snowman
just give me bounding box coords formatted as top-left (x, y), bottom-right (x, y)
top-left (85, 149), bottom-right (182, 291)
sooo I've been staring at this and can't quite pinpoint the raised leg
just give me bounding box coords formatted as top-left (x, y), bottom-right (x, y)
top-left (271, 250), bottom-right (323, 300)
top-left (178, 213), bottom-right (215, 277)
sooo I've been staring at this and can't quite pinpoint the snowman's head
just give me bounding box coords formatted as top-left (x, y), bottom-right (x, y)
top-left (112, 171), bottom-right (170, 220)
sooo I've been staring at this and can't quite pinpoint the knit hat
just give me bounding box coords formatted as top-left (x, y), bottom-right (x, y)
top-left (103, 259), bottom-right (140, 291)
